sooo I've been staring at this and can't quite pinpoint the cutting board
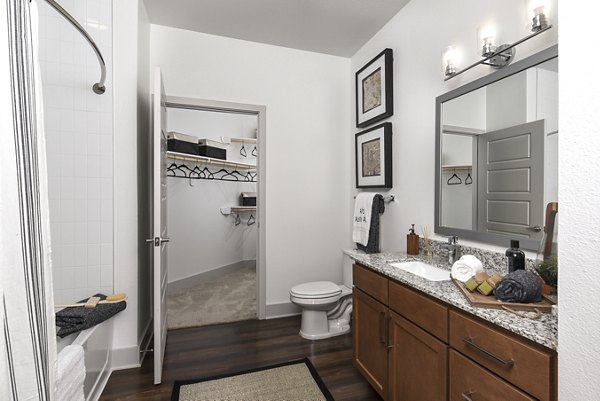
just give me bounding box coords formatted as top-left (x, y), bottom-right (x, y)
top-left (453, 279), bottom-right (555, 313)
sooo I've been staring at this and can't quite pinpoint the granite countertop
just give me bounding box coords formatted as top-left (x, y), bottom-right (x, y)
top-left (344, 249), bottom-right (558, 351)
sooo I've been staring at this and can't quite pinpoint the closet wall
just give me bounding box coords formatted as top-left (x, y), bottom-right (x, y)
top-left (167, 109), bottom-right (258, 283)
top-left (38, 0), bottom-right (113, 304)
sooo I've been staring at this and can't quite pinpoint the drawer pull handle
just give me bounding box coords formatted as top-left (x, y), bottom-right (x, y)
top-left (461, 391), bottom-right (475, 401)
top-left (463, 338), bottom-right (514, 367)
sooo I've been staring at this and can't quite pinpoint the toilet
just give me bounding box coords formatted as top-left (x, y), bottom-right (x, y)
top-left (289, 256), bottom-right (353, 340)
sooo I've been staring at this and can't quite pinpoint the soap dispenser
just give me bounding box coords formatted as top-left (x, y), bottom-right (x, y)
top-left (506, 240), bottom-right (525, 272)
top-left (407, 224), bottom-right (419, 255)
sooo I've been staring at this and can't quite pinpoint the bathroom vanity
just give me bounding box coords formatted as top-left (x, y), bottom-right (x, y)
top-left (348, 250), bottom-right (557, 401)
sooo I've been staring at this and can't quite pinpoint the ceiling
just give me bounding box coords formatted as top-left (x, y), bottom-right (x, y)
top-left (143, 0), bottom-right (411, 57)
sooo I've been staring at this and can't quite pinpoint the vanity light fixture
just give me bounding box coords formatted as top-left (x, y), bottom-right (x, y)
top-left (443, 3), bottom-right (552, 81)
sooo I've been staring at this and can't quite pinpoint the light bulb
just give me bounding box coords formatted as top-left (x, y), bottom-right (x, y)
top-left (477, 24), bottom-right (496, 57)
top-left (442, 46), bottom-right (457, 77)
top-left (528, 0), bottom-right (549, 31)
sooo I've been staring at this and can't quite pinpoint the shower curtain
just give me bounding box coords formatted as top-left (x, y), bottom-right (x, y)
top-left (1, 0), bottom-right (57, 400)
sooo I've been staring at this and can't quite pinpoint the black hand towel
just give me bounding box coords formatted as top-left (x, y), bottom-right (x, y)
top-left (357, 194), bottom-right (385, 254)
top-left (56, 294), bottom-right (127, 338)
top-left (494, 270), bottom-right (542, 303)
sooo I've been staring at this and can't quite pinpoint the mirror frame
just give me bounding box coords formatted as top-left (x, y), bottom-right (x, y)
top-left (434, 44), bottom-right (558, 250)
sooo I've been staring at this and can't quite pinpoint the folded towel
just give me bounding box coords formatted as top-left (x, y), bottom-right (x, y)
top-left (352, 193), bottom-right (376, 246)
top-left (494, 270), bottom-right (542, 303)
top-left (451, 255), bottom-right (484, 282)
top-left (56, 345), bottom-right (85, 401)
top-left (56, 294), bottom-right (126, 338)
top-left (356, 194), bottom-right (385, 254)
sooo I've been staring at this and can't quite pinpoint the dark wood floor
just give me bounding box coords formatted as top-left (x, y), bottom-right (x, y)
top-left (100, 316), bottom-right (381, 400)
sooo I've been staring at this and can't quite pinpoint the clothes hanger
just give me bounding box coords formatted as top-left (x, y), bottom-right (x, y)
top-left (220, 169), bottom-right (239, 181)
top-left (251, 146), bottom-right (257, 157)
top-left (167, 163), bottom-right (187, 178)
top-left (240, 141), bottom-right (247, 157)
top-left (234, 214), bottom-right (241, 226)
top-left (247, 214), bottom-right (256, 226)
top-left (245, 172), bottom-right (257, 182)
top-left (447, 169), bottom-right (462, 185)
top-left (465, 172), bottom-right (473, 185)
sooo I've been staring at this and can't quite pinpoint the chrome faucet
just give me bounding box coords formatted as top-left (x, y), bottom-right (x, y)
top-left (445, 236), bottom-right (460, 265)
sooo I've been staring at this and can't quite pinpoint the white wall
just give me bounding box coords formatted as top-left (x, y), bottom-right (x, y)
top-left (441, 134), bottom-right (473, 230)
top-left (38, 0), bottom-right (113, 305)
top-left (135, 0), bottom-right (152, 357)
top-left (166, 109), bottom-right (257, 282)
top-left (350, 0), bottom-right (558, 254)
top-left (150, 25), bottom-right (352, 310)
top-left (486, 70), bottom-right (527, 132)
top-left (442, 87), bottom-right (486, 131)
top-left (559, 2), bottom-right (600, 398)
top-left (111, 0), bottom-right (151, 369)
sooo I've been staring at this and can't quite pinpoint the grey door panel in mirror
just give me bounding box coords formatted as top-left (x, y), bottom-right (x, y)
top-left (434, 45), bottom-right (557, 250)
top-left (477, 120), bottom-right (544, 240)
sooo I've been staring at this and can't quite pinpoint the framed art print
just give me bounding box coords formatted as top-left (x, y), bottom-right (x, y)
top-left (355, 122), bottom-right (392, 188)
top-left (355, 48), bottom-right (393, 128)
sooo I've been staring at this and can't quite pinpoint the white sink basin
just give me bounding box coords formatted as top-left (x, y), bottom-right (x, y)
top-left (389, 261), bottom-right (451, 281)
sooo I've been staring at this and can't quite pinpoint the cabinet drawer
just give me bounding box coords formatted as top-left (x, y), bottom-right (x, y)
top-left (389, 280), bottom-right (448, 342)
top-left (353, 264), bottom-right (388, 304)
top-left (450, 311), bottom-right (553, 401)
top-left (450, 350), bottom-right (535, 401)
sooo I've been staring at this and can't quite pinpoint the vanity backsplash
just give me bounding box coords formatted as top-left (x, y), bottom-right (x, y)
top-left (421, 238), bottom-right (537, 274)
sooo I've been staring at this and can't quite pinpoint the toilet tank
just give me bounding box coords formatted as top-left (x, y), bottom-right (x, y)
top-left (342, 254), bottom-right (353, 288)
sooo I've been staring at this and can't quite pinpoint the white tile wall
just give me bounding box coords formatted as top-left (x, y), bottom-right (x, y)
top-left (38, 0), bottom-right (113, 304)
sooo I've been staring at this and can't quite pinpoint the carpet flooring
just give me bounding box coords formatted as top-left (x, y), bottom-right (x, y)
top-left (171, 358), bottom-right (333, 401)
top-left (167, 264), bottom-right (256, 329)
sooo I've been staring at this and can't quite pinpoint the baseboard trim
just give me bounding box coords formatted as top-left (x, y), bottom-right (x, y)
top-left (111, 345), bottom-right (141, 371)
top-left (266, 301), bottom-right (301, 319)
top-left (168, 260), bottom-right (256, 295)
top-left (138, 317), bottom-right (153, 365)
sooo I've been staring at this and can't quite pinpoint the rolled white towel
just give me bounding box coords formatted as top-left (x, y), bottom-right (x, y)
top-left (56, 345), bottom-right (85, 401)
top-left (451, 255), bottom-right (484, 282)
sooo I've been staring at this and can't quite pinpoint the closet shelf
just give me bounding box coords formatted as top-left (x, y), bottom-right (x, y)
top-left (223, 137), bottom-right (257, 144)
top-left (167, 151), bottom-right (256, 170)
top-left (220, 206), bottom-right (256, 215)
top-left (442, 165), bottom-right (472, 171)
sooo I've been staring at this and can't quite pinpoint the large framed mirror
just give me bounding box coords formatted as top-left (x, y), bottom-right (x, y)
top-left (435, 45), bottom-right (557, 250)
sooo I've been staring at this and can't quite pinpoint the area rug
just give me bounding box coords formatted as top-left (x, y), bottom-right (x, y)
top-left (171, 358), bottom-right (334, 401)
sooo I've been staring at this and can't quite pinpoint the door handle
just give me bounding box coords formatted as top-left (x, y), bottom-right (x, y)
top-left (528, 226), bottom-right (542, 232)
top-left (461, 391), bottom-right (475, 401)
top-left (146, 237), bottom-right (170, 246)
top-left (379, 312), bottom-right (386, 345)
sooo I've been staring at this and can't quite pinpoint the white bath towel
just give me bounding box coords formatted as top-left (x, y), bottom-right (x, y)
top-left (352, 193), bottom-right (376, 246)
top-left (56, 345), bottom-right (85, 401)
top-left (451, 255), bottom-right (484, 282)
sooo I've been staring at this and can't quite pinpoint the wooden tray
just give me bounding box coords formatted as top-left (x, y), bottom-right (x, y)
top-left (453, 279), bottom-right (555, 313)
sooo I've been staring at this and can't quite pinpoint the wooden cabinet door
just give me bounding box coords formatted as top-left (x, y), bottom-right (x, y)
top-left (353, 288), bottom-right (389, 399)
top-left (388, 311), bottom-right (448, 401)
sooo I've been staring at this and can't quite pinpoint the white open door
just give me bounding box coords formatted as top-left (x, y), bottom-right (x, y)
top-left (151, 67), bottom-right (169, 384)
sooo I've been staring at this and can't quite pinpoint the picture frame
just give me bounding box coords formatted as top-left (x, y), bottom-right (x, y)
top-left (355, 48), bottom-right (393, 128)
top-left (355, 122), bottom-right (392, 188)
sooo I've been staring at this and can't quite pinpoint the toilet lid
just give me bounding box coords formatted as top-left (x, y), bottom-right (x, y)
top-left (290, 281), bottom-right (342, 299)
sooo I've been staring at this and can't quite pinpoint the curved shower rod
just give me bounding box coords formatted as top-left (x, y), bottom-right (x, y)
top-left (42, 0), bottom-right (106, 94)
